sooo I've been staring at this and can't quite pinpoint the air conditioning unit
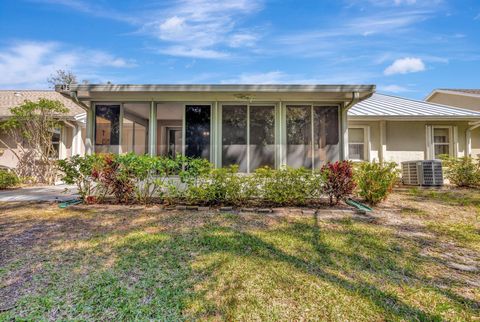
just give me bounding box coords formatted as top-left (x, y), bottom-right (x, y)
top-left (401, 160), bottom-right (443, 186)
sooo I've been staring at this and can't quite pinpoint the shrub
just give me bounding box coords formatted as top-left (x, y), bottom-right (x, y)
top-left (253, 166), bottom-right (322, 206)
top-left (183, 165), bottom-right (251, 205)
top-left (0, 169), bottom-right (20, 189)
top-left (116, 154), bottom-right (178, 204)
top-left (441, 156), bottom-right (480, 187)
top-left (92, 154), bottom-right (135, 204)
top-left (321, 161), bottom-right (356, 206)
top-left (355, 162), bottom-right (399, 205)
top-left (58, 154), bottom-right (100, 200)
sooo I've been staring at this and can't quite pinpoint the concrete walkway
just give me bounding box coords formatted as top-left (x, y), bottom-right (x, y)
top-left (0, 185), bottom-right (79, 202)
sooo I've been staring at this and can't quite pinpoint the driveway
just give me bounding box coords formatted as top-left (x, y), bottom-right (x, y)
top-left (0, 185), bottom-right (78, 202)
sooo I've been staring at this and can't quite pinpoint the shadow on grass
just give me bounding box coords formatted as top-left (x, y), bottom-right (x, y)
top-left (2, 207), bottom-right (478, 320)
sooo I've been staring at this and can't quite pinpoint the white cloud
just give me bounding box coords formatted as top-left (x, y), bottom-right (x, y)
top-left (347, 0), bottom-right (442, 7)
top-left (379, 84), bottom-right (412, 93)
top-left (0, 41), bottom-right (134, 89)
top-left (159, 46), bottom-right (228, 59)
top-left (221, 71), bottom-right (286, 84)
top-left (220, 70), bottom-right (374, 84)
top-left (384, 57), bottom-right (426, 75)
top-left (141, 0), bottom-right (263, 58)
top-left (228, 33), bottom-right (258, 48)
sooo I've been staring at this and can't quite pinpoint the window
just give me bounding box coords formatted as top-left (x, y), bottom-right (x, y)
top-left (313, 106), bottom-right (339, 168)
top-left (286, 105), bottom-right (339, 169)
top-left (95, 104), bottom-right (120, 153)
top-left (51, 127), bottom-right (61, 158)
top-left (348, 127), bottom-right (367, 161)
top-left (249, 106), bottom-right (275, 170)
top-left (185, 105), bottom-right (211, 159)
top-left (221, 104), bottom-right (275, 172)
top-left (286, 105), bottom-right (312, 168)
top-left (122, 103), bottom-right (149, 155)
top-left (222, 105), bottom-right (247, 172)
top-left (433, 127), bottom-right (451, 159)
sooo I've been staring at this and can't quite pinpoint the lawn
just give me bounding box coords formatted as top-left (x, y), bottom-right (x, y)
top-left (0, 188), bottom-right (479, 321)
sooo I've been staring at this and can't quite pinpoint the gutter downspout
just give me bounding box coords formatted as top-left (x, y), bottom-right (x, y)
top-left (70, 91), bottom-right (90, 111)
top-left (466, 120), bottom-right (480, 157)
top-left (341, 92), bottom-right (361, 161)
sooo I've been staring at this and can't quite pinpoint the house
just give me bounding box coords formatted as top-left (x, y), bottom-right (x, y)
top-left (426, 89), bottom-right (480, 112)
top-left (348, 93), bottom-right (480, 163)
top-left (3, 86), bottom-right (477, 173)
top-left (55, 84), bottom-right (375, 172)
top-left (0, 90), bottom-right (86, 169)
top-left (425, 89), bottom-right (480, 157)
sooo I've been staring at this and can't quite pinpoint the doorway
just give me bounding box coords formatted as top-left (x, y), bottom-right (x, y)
top-left (167, 127), bottom-right (182, 157)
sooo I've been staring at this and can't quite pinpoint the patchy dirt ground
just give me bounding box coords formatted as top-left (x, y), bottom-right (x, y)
top-left (0, 187), bottom-right (479, 321)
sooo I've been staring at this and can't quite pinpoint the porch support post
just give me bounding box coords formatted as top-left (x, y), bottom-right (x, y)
top-left (379, 120), bottom-right (386, 163)
top-left (149, 101), bottom-right (157, 156)
top-left (466, 130), bottom-right (472, 157)
top-left (276, 101), bottom-right (286, 168)
top-left (85, 103), bottom-right (95, 155)
top-left (212, 101), bottom-right (221, 168)
top-left (340, 105), bottom-right (349, 161)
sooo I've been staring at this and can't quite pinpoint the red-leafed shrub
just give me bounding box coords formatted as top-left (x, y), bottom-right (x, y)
top-left (93, 154), bottom-right (135, 204)
top-left (321, 161), bottom-right (356, 206)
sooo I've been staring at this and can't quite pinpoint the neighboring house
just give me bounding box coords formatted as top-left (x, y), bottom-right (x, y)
top-left (426, 89), bottom-right (480, 112)
top-left (425, 89), bottom-right (480, 157)
top-left (56, 84), bottom-right (376, 172)
top-left (348, 93), bottom-right (480, 163)
top-left (0, 90), bottom-right (86, 169)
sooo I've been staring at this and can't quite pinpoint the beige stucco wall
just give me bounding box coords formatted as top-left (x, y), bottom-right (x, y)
top-left (0, 122), bottom-right (84, 169)
top-left (0, 131), bottom-right (20, 169)
top-left (348, 120), bottom-right (473, 164)
top-left (428, 92), bottom-right (480, 112)
top-left (426, 92), bottom-right (480, 158)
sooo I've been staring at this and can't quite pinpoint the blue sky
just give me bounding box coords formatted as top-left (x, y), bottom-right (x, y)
top-left (0, 0), bottom-right (479, 99)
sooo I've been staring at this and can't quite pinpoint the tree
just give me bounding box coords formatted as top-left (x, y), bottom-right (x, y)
top-left (47, 69), bottom-right (77, 88)
top-left (0, 99), bottom-right (69, 184)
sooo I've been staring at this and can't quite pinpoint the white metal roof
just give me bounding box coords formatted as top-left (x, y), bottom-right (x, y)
top-left (349, 93), bottom-right (480, 119)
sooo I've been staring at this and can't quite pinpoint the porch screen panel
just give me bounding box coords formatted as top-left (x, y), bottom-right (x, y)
top-left (121, 118), bottom-right (134, 153)
top-left (250, 106), bottom-right (275, 170)
top-left (313, 106), bottom-right (339, 168)
top-left (222, 105), bottom-right (247, 172)
top-left (185, 105), bottom-right (211, 159)
top-left (95, 104), bottom-right (120, 153)
top-left (134, 123), bottom-right (147, 155)
top-left (286, 105), bottom-right (312, 169)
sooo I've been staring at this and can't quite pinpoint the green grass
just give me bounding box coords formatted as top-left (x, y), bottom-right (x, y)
top-left (408, 187), bottom-right (480, 207)
top-left (0, 201), bottom-right (479, 321)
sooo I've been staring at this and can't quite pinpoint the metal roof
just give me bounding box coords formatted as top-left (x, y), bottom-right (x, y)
top-left (57, 84), bottom-right (376, 93)
top-left (349, 93), bottom-right (480, 119)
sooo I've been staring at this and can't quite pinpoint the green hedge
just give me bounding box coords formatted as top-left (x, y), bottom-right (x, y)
top-left (58, 154), bottom-right (360, 206)
top-left (0, 169), bottom-right (20, 189)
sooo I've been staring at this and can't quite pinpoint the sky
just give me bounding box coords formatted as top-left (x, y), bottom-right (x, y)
top-left (0, 0), bottom-right (479, 99)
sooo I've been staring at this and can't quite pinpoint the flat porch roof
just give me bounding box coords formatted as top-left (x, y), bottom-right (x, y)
top-left (56, 84), bottom-right (376, 104)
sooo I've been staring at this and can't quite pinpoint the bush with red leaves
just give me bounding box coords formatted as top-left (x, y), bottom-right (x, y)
top-left (93, 154), bottom-right (135, 204)
top-left (321, 161), bottom-right (356, 206)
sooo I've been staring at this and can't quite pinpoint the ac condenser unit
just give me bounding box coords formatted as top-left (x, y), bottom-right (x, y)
top-left (401, 160), bottom-right (443, 186)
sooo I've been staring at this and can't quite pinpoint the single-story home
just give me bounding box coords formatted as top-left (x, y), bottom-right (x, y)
top-left (0, 90), bottom-right (86, 169)
top-left (55, 84), bottom-right (376, 172)
top-left (425, 89), bottom-right (480, 157)
top-left (2, 85), bottom-right (480, 173)
top-left (348, 93), bottom-right (480, 163)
